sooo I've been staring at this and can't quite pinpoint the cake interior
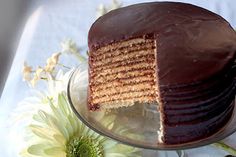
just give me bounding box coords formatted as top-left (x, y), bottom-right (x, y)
top-left (89, 38), bottom-right (160, 109)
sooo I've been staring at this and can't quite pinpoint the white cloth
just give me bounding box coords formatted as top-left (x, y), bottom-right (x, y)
top-left (1, 0), bottom-right (236, 156)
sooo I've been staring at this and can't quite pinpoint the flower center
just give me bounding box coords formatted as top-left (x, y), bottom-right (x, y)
top-left (66, 136), bottom-right (104, 157)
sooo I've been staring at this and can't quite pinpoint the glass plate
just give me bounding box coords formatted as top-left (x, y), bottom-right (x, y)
top-left (67, 68), bottom-right (236, 150)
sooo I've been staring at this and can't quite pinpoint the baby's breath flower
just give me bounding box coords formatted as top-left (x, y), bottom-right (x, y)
top-left (45, 52), bottom-right (61, 73)
top-left (96, 4), bottom-right (107, 18)
top-left (22, 62), bottom-right (33, 81)
top-left (96, 0), bottom-right (122, 17)
top-left (60, 39), bottom-right (87, 62)
top-left (35, 67), bottom-right (44, 77)
top-left (61, 39), bottom-right (77, 55)
top-left (51, 52), bottom-right (61, 64)
top-left (30, 67), bottom-right (45, 87)
top-left (110, 0), bottom-right (122, 10)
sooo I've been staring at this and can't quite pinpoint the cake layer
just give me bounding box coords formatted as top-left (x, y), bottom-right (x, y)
top-left (91, 69), bottom-right (155, 84)
top-left (92, 75), bottom-right (154, 91)
top-left (92, 43), bottom-right (155, 61)
top-left (91, 49), bottom-right (155, 68)
top-left (92, 90), bottom-right (156, 104)
top-left (91, 61), bottom-right (155, 79)
top-left (95, 97), bottom-right (156, 110)
top-left (92, 55), bottom-right (155, 72)
top-left (91, 82), bottom-right (156, 98)
top-left (98, 100), bottom-right (155, 110)
top-left (93, 38), bottom-right (154, 54)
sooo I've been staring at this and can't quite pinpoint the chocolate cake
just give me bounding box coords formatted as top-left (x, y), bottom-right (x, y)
top-left (88, 2), bottom-right (236, 144)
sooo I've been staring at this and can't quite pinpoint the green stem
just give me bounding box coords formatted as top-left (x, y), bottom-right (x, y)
top-left (213, 142), bottom-right (236, 155)
top-left (72, 50), bottom-right (87, 62)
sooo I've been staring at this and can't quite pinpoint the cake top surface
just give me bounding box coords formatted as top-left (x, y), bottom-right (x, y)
top-left (88, 2), bottom-right (236, 86)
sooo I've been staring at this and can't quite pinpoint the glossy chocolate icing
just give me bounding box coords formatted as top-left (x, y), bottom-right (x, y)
top-left (162, 102), bottom-right (234, 144)
top-left (88, 2), bottom-right (236, 86)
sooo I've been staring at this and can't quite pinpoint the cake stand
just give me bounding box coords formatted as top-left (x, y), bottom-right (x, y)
top-left (67, 68), bottom-right (236, 157)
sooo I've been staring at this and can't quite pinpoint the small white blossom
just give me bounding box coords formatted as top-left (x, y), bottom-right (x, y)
top-left (45, 52), bottom-right (61, 73)
top-left (60, 39), bottom-right (77, 55)
top-left (51, 52), bottom-right (61, 64)
top-left (96, 4), bottom-right (107, 18)
top-left (35, 67), bottom-right (44, 77)
top-left (110, 0), bottom-right (122, 10)
top-left (96, 0), bottom-right (122, 17)
top-left (22, 62), bottom-right (32, 81)
top-left (61, 39), bottom-right (87, 62)
top-left (30, 67), bottom-right (45, 87)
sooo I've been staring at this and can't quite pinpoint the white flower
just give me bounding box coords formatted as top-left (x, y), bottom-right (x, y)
top-left (20, 93), bottom-right (140, 157)
top-left (22, 62), bottom-right (33, 81)
top-left (60, 39), bottom-right (78, 55)
top-left (12, 66), bottom-right (141, 157)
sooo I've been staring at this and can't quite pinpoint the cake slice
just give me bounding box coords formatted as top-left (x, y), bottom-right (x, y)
top-left (88, 2), bottom-right (236, 144)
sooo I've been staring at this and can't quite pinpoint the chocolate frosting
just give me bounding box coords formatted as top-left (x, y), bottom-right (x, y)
top-left (88, 2), bottom-right (236, 86)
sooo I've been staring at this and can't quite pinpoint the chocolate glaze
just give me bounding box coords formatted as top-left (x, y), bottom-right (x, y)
top-left (162, 102), bottom-right (234, 144)
top-left (88, 2), bottom-right (236, 86)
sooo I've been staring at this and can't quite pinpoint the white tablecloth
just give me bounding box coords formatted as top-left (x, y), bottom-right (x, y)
top-left (1, 0), bottom-right (236, 156)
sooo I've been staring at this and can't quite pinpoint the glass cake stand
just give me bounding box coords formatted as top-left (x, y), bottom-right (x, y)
top-left (67, 68), bottom-right (236, 157)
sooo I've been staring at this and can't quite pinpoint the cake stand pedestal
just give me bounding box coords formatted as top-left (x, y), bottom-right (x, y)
top-left (67, 68), bottom-right (236, 157)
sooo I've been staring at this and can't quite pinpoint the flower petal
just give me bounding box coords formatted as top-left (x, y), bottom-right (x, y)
top-left (44, 146), bottom-right (65, 156)
top-left (27, 144), bottom-right (49, 156)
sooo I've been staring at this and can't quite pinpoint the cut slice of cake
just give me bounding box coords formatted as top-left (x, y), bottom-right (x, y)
top-left (87, 2), bottom-right (236, 144)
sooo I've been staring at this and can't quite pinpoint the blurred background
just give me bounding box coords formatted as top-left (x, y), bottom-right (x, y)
top-left (0, 0), bottom-right (32, 95)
